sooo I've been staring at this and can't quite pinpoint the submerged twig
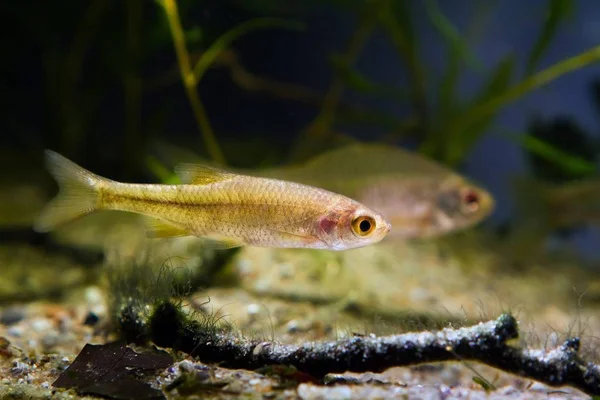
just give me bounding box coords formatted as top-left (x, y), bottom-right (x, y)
top-left (160, 0), bottom-right (226, 165)
top-left (121, 301), bottom-right (600, 396)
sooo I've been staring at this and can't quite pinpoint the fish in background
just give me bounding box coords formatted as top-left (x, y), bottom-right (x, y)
top-left (153, 141), bottom-right (496, 239)
top-left (260, 143), bottom-right (495, 239)
top-left (513, 176), bottom-right (600, 232)
top-left (499, 176), bottom-right (600, 263)
top-left (33, 150), bottom-right (391, 251)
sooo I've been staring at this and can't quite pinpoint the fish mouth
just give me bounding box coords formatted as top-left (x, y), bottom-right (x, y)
top-left (384, 220), bottom-right (392, 234)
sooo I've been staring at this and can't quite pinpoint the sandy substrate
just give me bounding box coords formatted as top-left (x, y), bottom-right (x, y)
top-left (0, 285), bottom-right (593, 399)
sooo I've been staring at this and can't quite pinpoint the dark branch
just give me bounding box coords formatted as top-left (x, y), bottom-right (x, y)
top-left (120, 301), bottom-right (600, 396)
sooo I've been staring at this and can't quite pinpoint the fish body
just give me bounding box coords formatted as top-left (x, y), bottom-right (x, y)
top-left (34, 150), bottom-right (391, 250)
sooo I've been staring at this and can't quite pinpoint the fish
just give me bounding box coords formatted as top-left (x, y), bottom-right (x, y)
top-left (257, 143), bottom-right (495, 239)
top-left (513, 176), bottom-right (600, 230)
top-left (33, 150), bottom-right (391, 251)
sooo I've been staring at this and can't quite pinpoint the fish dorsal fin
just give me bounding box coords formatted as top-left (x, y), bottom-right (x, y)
top-left (174, 163), bottom-right (236, 185)
top-left (298, 143), bottom-right (451, 177)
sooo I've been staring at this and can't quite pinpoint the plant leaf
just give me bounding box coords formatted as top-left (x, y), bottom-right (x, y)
top-left (425, 0), bottom-right (483, 75)
top-left (192, 18), bottom-right (304, 83)
top-left (500, 129), bottom-right (598, 176)
top-left (328, 54), bottom-right (409, 101)
top-left (446, 54), bottom-right (515, 165)
top-left (525, 0), bottom-right (574, 76)
top-left (377, 0), bottom-right (428, 117)
top-left (449, 45), bottom-right (600, 148)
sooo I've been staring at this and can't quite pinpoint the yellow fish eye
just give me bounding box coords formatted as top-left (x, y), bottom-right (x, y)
top-left (352, 215), bottom-right (376, 236)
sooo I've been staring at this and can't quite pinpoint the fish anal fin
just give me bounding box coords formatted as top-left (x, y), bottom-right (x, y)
top-left (146, 218), bottom-right (190, 238)
top-left (174, 164), bottom-right (235, 185)
top-left (202, 233), bottom-right (246, 250)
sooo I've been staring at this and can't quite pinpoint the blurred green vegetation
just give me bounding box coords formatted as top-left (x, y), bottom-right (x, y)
top-left (5, 0), bottom-right (599, 179)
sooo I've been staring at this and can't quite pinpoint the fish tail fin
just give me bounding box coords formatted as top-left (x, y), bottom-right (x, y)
top-left (33, 150), bottom-right (103, 233)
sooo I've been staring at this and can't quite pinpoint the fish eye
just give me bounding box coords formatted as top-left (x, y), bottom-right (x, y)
top-left (351, 215), bottom-right (376, 237)
top-left (461, 189), bottom-right (480, 213)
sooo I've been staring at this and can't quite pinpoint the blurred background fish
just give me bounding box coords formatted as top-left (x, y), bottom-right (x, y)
top-left (514, 177), bottom-right (600, 232)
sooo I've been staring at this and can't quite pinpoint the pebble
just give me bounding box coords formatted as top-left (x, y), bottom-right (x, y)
top-left (84, 287), bottom-right (103, 306)
top-left (30, 318), bottom-right (52, 333)
top-left (41, 381), bottom-right (50, 389)
top-left (286, 320), bottom-right (300, 333)
top-left (7, 326), bottom-right (24, 338)
top-left (0, 307), bottom-right (25, 326)
top-left (236, 259), bottom-right (253, 276)
top-left (439, 366), bottom-right (461, 387)
top-left (41, 332), bottom-right (60, 351)
top-left (11, 360), bottom-right (29, 376)
top-left (246, 304), bottom-right (261, 316)
top-left (83, 312), bottom-right (99, 326)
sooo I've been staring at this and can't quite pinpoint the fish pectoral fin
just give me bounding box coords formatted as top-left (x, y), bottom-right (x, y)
top-left (201, 233), bottom-right (246, 250)
top-left (270, 229), bottom-right (318, 246)
top-left (174, 163), bottom-right (236, 185)
top-left (145, 218), bottom-right (190, 238)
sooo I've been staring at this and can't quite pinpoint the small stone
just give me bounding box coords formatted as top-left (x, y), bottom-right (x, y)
top-left (439, 366), bottom-right (460, 387)
top-left (11, 360), bottom-right (29, 376)
top-left (7, 326), bottom-right (23, 338)
top-left (246, 304), bottom-right (261, 316)
top-left (83, 311), bottom-right (100, 326)
top-left (41, 332), bottom-right (60, 350)
top-left (236, 259), bottom-right (253, 276)
top-left (31, 318), bottom-right (52, 333)
top-left (0, 336), bottom-right (12, 358)
top-left (285, 320), bottom-right (300, 333)
top-left (84, 286), bottom-right (104, 306)
top-left (0, 307), bottom-right (25, 326)
top-left (41, 381), bottom-right (50, 389)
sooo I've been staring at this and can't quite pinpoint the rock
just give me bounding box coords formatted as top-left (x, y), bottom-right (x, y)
top-left (83, 312), bottom-right (99, 326)
top-left (0, 307), bottom-right (25, 326)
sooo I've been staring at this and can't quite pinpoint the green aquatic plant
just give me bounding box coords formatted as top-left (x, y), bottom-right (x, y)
top-left (284, 0), bottom-right (592, 173)
top-left (406, 0), bottom-right (590, 167)
top-left (158, 0), bottom-right (304, 165)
